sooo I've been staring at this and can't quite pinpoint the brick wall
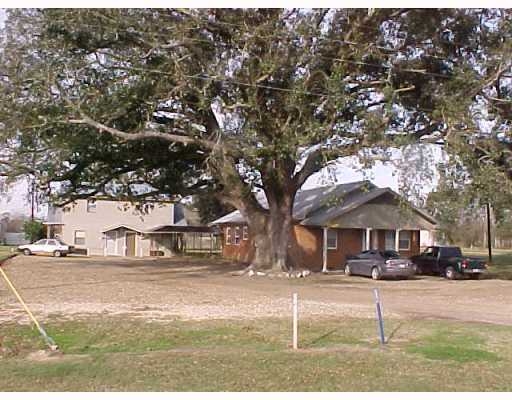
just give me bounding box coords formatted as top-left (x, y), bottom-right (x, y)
top-left (221, 224), bottom-right (254, 263)
top-left (220, 223), bottom-right (420, 270)
top-left (288, 226), bottom-right (364, 271)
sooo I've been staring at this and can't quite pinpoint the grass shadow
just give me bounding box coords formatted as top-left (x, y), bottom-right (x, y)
top-left (386, 322), bottom-right (404, 343)
top-left (307, 329), bottom-right (339, 346)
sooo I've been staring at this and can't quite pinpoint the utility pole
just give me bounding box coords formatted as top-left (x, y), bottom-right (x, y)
top-left (486, 202), bottom-right (492, 263)
top-left (30, 178), bottom-right (36, 221)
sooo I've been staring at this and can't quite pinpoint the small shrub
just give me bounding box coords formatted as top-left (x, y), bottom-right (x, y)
top-left (23, 220), bottom-right (45, 242)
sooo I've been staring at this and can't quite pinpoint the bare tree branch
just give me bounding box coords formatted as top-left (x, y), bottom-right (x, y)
top-left (67, 115), bottom-right (218, 150)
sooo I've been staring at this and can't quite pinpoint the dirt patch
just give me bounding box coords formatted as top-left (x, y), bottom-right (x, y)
top-left (25, 349), bottom-right (90, 363)
top-left (2, 255), bottom-right (512, 326)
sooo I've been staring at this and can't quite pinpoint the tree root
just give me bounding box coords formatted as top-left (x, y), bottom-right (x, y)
top-left (233, 265), bottom-right (312, 278)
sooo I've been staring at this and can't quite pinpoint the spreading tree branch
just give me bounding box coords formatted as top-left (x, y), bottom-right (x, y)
top-left (67, 115), bottom-right (218, 150)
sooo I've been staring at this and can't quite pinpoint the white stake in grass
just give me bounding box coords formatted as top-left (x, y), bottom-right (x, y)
top-left (292, 292), bottom-right (298, 350)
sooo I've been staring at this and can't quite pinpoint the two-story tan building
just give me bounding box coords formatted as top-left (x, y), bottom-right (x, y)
top-left (45, 198), bottom-right (217, 257)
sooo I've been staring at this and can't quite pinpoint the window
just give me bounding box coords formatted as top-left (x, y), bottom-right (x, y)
top-left (423, 247), bottom-right (435, 257)
top-left (381, 250), bottom-right (400, 259)
top-left (398, 230), bottom-right (411, 250)
top-left (360, 250), bottom-right (377, 259)
top-left (225, 227), bottom-right (232, 245)
top-left (74, 230), bottom-right (86, 246)
top-left (34, 239), bottom-right (47, 245)
top-left (234, 227), bottom-right (241, 245)
top-left (86, 199), bottom-right (96, 213)
top-left (140, 203), bottom-right (154, 214)
top-left (242, 226), bottom-right (249, 241)
top-left (384, 230), bottom-right (396, 250)
top-left (439, 247), bottom-right (462, 258)
top-left (47, 239), bottom-right (57, 246)
top-left (327, 229), bottom-right (338, 250)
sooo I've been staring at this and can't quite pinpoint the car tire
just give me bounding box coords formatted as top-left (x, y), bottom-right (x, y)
top-left (371, 267), bottom-right (381, 280)
top-left (23, 249), bottom-right (31, 256)
top-left (53, 250), bottom-right (62, 257)
top-left (344, 264), bottom-right (352, 276)
top-left (445, 266), bottom-right (457, 280)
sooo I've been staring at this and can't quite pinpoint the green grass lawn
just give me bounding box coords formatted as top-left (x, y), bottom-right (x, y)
top-left (0, 245), bottom-right (16, 262)
top-left (2, 316), bottom-right (512, 391)
top-left (463, 248), bottom-right (512, 280)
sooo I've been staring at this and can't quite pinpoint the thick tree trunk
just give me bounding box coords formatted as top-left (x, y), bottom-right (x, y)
top-left (267, 192), bottom-right (294, 272)
top-left (245, 211), bottom-right (272, 270)
top-left (242, 195), bottom-right (294, 272)
top-left (268, 207), bottom-right (293, 272)
top-left (228, 199), bottom-right (269, 271)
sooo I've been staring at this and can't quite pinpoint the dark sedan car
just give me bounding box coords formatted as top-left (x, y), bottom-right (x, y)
top-left (344, 250), bottom-right (416, 280)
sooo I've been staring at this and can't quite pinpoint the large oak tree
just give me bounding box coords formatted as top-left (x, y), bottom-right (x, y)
top-left (1, 8), bottom-right (511, 270)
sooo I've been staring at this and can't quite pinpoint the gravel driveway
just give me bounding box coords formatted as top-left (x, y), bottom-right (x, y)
top-left (2, 255), bottom-right (512, 325)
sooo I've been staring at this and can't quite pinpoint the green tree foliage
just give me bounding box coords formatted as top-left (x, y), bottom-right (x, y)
top-left (193, 192), bottom-right (235, 225)
top-left (426, 145), bottom-right (512, 246)
top-left (22, 220), bottom-right (45, 242)
top-left (1, 9), bottom-right (510, 270)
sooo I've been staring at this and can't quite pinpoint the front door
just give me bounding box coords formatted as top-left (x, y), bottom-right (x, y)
top-left (384, 230), bottom-right (396, 250)
top-left (105, 231), bottom-right (118, 255)
top-left (126, 232), bottom-right (136, 257)
top-left (371, 230), bottom-right (379, 250)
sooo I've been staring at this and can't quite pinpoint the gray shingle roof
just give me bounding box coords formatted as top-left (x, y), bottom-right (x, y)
top-left (209, 180), bottom-right (437, 228)
top-left (209, 180), bottom-right (373, 225)
top-left (300, 186), bottom-right (437, 226)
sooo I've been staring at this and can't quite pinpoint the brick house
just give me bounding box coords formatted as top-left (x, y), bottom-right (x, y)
top-left (210, 181), bottom-right (437, 271)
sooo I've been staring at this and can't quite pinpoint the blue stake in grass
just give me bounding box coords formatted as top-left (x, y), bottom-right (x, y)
top-left (373, 288), bottom-right (386, 345)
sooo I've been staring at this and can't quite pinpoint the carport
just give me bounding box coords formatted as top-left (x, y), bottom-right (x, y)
top-left (145, 225), bottom-right (221, 256)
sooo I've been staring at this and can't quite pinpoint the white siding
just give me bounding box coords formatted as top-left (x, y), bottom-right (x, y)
top-left (57, 199), bottom-right (174, 256)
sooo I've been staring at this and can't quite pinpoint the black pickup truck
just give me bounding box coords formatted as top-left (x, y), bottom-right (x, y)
top-left (411, 246), bottom-right (487, 280)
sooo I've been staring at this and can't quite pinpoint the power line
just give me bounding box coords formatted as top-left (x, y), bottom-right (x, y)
top-left (50, 9), bottom-right (494, 66)
top-left (181, 72), bottom-right (440, 114)
top-left (162, 10), bottom-right (499, 54)
top-left (153, 36), bottom-right (454, 79)
top-left (34, 10), bottom-right (503, 82)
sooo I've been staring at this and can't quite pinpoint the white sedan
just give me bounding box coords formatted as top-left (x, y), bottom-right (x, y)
top-left (18, 239), bottom-right (72, 257)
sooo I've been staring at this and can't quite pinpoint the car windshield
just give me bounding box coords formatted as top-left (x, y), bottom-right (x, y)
top-left (381, 250), bottom-right (400, 259)
top-left (440, 247), bottom-right (462, 258)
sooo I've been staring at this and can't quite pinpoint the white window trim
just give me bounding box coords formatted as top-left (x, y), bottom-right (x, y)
top-left (74, 230), bottom-right (86, 246)
top-left (225, 227), bottom-right (232, 245)
top-left (242, 226), bottom-right (249, 241)
top-left (234, 227), bottom-right (241, 245)
top-left (398, 231), bottom-right (411, 251)
top-left (86, 200), bottom-right (97, 213)
top-left (327, 229), bottom-right (338, 250)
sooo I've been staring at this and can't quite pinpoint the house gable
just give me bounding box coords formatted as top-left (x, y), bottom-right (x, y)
top-left (300, 187), bottom-right (436, 229)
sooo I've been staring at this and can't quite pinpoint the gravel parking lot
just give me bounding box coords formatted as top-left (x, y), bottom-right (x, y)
top-left (2, 254), bottom-right (512, 326)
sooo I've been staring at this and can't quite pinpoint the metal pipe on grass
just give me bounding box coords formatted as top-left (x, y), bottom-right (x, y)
top-left (373, 288), bottom-right (386, 345)
top-left (0, 262), bottom-right (58, 351)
